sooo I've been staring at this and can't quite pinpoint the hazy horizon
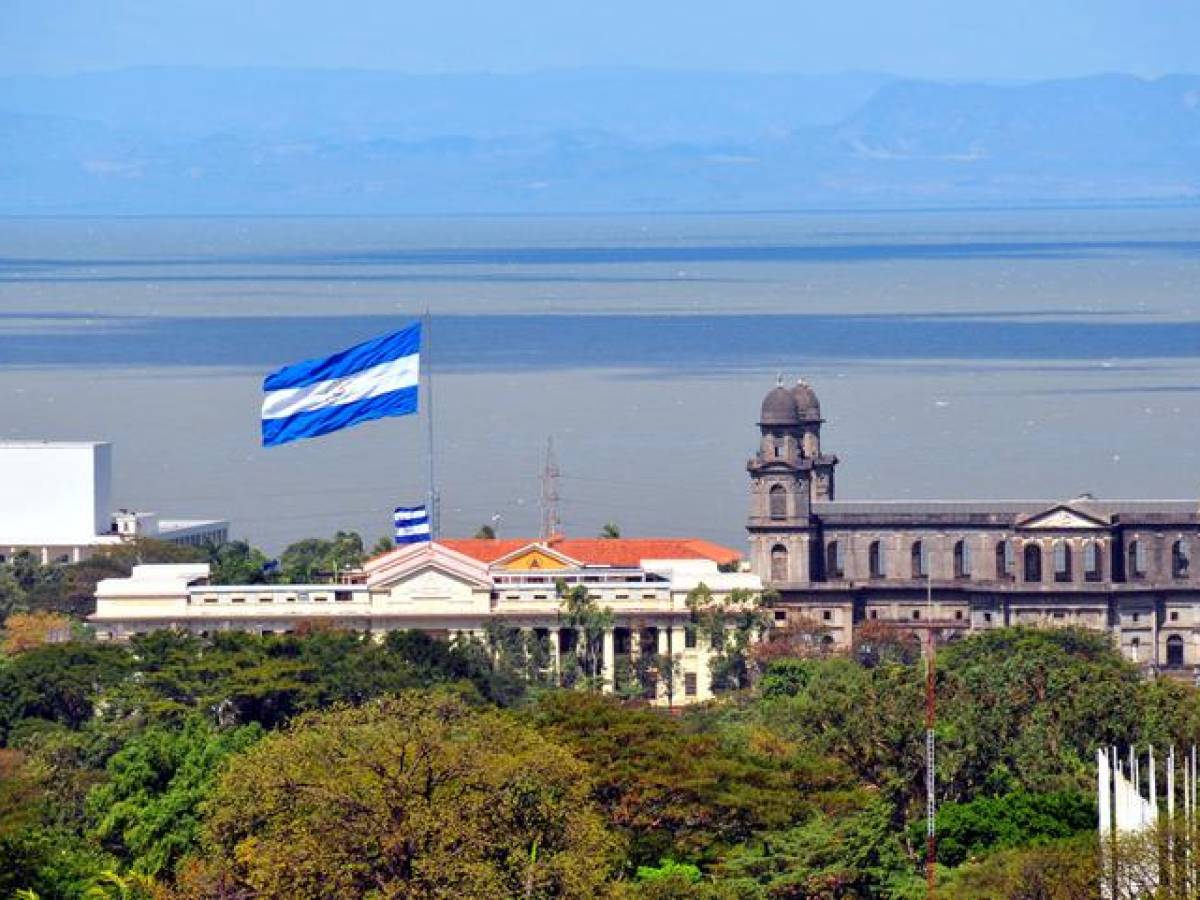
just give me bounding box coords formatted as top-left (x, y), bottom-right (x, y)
top-left (3, 0), bottom-right (1197, 80)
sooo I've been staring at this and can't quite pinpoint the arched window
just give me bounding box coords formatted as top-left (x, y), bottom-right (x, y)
top-left (869, 540), bottom-right (886, 578)
top-left (954, 540), bottom-right (971, 579)
top-left (995, 540), bottom-right (1014, 579)
top-left (1127, 540), bottom-right (1145, 580)
top-left (769, 484), bottom-right (787, 520)
top-left (911, 541), bottom-right (927, 579)
top-left (1167, 634), bottom-right (1185, 667)
top-left (825, 540), bottom-right (844, 579)
top-left (1023, 543), bottom-right (1043, 583)
top-left (770, 544), bottom-right (789, 582)
top-left (1053, 541), bottom-right (1072, 583)
top-left (1173, 540), bottom-right (1190, 579)
top-left (1084, 541), bottom-right (1103, 582)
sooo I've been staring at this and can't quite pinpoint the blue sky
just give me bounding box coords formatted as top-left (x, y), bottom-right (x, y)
top-left (2, 0), bottom-right (1197, 78)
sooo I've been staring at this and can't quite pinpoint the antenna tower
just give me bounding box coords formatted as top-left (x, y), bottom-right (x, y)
top-left (924, 573), bottom-right (937, 898)
top-left (539, 437), bottom-right (561, 541)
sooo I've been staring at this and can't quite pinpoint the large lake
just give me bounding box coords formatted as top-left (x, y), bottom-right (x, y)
top-left (2, 208), bottom-right (1198, 551)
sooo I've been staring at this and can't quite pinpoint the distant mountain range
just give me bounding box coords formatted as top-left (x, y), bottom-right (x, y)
top-left (0, 68), bottom-right (1197, 214)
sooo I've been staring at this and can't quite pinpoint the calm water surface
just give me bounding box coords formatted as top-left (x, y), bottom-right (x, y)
top-left (2, 209), bottom-right (1198, 550)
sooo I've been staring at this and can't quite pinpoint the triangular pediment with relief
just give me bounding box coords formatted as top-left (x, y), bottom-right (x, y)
top-left (1016, 504), bottom-right (1111, 531)
top-left (491, 544), bottom-right (580, 571)
top-left (363, 542), bottom-right (492, 590)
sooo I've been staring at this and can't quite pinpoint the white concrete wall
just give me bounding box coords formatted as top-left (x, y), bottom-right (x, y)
top-left (0, 442), bottom-right (111, 544)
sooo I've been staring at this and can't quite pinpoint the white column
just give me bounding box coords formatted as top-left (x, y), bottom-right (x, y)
top-left (657, 626), bottom-right (672, 706)
top-left (602, 628), bottom-right (615, 692)
top-left (550, 628), bottom-right (561, 680)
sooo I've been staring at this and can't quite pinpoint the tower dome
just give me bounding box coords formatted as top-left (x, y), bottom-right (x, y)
top-left (760, 383), bottom-right (800, 425)
top-left (791, 379), bottom-right (821, 421)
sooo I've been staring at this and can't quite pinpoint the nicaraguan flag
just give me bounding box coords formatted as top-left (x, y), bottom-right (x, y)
top-left (261, 323), bottom-right (420, 447)
top-left (394, 505), bottom-right (431, 544)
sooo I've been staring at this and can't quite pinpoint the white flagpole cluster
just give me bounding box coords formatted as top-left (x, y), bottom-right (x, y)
top-left (1100, 742), bottom-right (1200, 897)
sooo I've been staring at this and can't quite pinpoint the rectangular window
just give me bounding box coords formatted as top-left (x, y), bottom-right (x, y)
top-left (259, 596), bottom-right (273, 603)
top-left (203, 596), bottom-right (218, 604)
top-left (231, 597), bottom-right (245, 604)
top-left (869, 609), bottom-right (878, 619)
top-left (774, 610), bottom-right (787, 623)
top-left (642, 592), bottom-right (656, 599)
top-left (912, 609), bottom-right (921, 621)
top-left (822, 610), bottom-right (832, 621)
top-left (684, 673), bottom-right (698, 697)
top-left (954, 610), bottom-right (963, 620)
top-left (1171, 611), bottom-right (1180, 622)
top-left (984, 612), bottom-right (993, 623)
top-left (1132, 612), bottom-right (1140, 623)
top-left (334, 591), bottom-right (352, 602)
top-left (615, 593), bottom-right (629, 599)
top-left (685, 627), bottom-right (697, 649)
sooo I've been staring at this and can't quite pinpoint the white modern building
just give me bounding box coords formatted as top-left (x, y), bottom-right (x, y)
top-left (91, 537), bottom-right (767, 705)
top-left (0, 441), bottom-right (228, 563)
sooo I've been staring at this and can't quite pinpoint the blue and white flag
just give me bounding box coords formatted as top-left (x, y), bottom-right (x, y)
top-left (261, 323), bottom-right (421, 447)
top-left (394, 505), bottom-right (431, 544)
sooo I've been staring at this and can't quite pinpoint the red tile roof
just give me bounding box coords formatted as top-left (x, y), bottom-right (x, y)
top-left (438, 537), bottom-right (741, 568)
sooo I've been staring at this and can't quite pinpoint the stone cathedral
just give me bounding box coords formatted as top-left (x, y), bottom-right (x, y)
top-left (748, 379), bottom-right (1200, 674)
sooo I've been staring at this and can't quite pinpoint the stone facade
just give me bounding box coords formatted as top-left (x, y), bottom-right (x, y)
top-left (748, 381), bottom-right (1200, 674)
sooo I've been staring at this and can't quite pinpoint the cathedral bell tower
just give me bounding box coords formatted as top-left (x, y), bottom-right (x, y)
top-left (746, 378), bottom-right (838, 584)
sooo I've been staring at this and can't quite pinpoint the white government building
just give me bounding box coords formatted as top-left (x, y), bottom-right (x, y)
top-left (0, 441), bottom-right (228, 564)
top-left (92, 537), bottom-right (765, 705)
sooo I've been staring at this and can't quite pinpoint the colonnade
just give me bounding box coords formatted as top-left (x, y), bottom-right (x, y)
top-left (453, 621), bottom-right (708, 704)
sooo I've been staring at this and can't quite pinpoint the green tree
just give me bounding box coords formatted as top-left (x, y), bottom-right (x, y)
top-left (916, 790), bottom-right (1096, 867)
top-left (474, 524), bottom-right (497, 539)
top-left (327, 530), bottom-right (365, 572)
top-left (528, 691), bottom-right (801, 869)
top-left (0, 827), bottom-right (118, 900)
top-left (279, 537), bottom-right (330, 582)
top-left (205, 539), bottom-right (275, 585)
top-left (940, 834), bottom-right (1098, 900)
top-left (0, 564), bottom-right (26, 624)
top-left (0, 643), bottom-right (133, 743)
top-left (556, 581), bottom-right (613, 689)
top-left (599, 522), bottom-right (621, 539)
top-left (687, 585), bottom-right (772, 693)
top-left (197, 692), bottom-right (621, 899)
top-left (93, 538), bottom-right (207, 568)
top-left (371, 534), bottom-right (395, 556)
top-left (85, 717), bottom-right (263, 876)
top-left (719, 795), bottom-right (924, 898)
top-left (279, 531), bottom-right (365, 582)
top-left (936, 627), bottom-right (1147, 799)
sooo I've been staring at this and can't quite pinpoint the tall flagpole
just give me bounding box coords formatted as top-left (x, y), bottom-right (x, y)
top-left (424, 309), bottom-right (438, 538)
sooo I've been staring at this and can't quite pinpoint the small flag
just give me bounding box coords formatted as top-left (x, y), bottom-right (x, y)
top-left (261, 322), bottom-right (420, 447)
top-left (394, 505), bottom-right (431, 544)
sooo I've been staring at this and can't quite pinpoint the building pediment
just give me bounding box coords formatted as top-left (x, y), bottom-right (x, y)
top-left (491, 543), bottom-right (580, 571)
top-left (1016, 504), bottom-right (1111, 531)
top-left (363, 542), bottom-right (492, 591)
